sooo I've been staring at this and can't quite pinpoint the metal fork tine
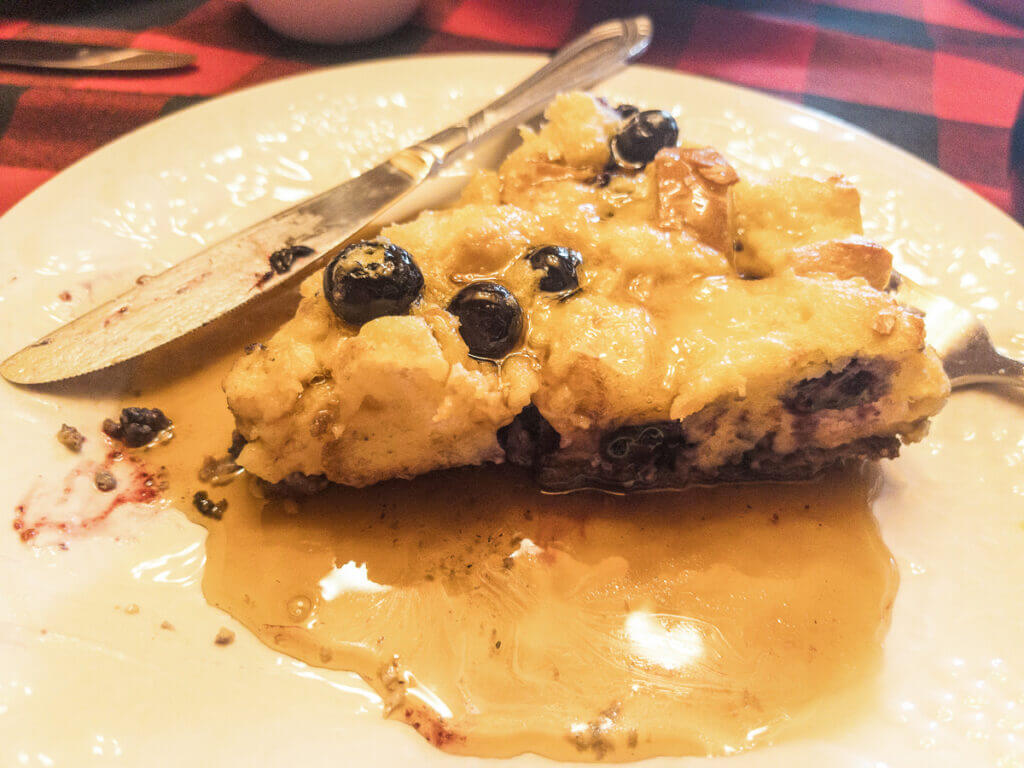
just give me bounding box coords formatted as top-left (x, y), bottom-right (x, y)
top-left (890, 271), bottom-right (1024, 390)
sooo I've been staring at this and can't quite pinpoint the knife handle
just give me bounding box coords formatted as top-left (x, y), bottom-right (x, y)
top-left (387, 15), bottom-right (653, 181)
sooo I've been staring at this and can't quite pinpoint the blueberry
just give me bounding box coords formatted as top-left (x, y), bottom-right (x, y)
top-left (269, 244), bottom-right (314, 275)
top-left (227, 430), bottom-right (247, 459)
top-left (600, 421), bottom-right (684, 465)
top-left (783, 359), bottom-right (892, 414)
top-left (106, 407), bottom-right (172, 448)
top-left (610, 110), bottom-right (679, 168)
top-left (614, 103), bottom-right (639, 119)
top-left (192, 490), bottom-right (226, 520)
top-left (524, 245), bottom-right (582, 293)
top-left (323, 241), bottom-right (423, 326)
top-left (497, 404), bottom-right (561, 467)
top-left (447, 282), bottom-right (523, 359)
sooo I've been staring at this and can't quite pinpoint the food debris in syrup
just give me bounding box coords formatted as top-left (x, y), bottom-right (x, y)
top-left (56, 423), bottom-right (85, 452)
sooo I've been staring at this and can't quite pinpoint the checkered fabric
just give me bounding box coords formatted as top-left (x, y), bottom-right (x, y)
top-left (1, 0), bottom-right (1022, 222)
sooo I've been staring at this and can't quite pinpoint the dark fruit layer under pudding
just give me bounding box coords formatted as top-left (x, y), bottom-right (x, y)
top-left (224, 93), bottom-right (949, 492)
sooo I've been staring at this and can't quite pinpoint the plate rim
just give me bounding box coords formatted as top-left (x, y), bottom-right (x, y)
top-left (2, 52), bottom-right (1022, 242)
top-left (1, 51), bottom-right (1022, 768)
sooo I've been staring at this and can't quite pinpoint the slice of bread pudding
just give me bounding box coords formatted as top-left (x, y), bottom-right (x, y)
top-left (224, 92), bottom-right (949, 492)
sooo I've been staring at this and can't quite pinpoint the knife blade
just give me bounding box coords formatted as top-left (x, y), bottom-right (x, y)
top-left (0, 40), bottom-right (195, 72)
top-left (0, 15), bottom-right (652, 384)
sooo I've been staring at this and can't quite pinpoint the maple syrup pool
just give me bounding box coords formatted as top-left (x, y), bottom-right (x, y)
top-left (126, 305), bottom-right (898, 762)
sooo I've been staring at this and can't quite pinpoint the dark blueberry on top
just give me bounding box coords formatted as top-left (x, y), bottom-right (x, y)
top-left (614, 103), bottom-right (639, 119)
top-left (447, 282), bottom-right (523, 360)
top-left (525, 245), bottom-right (582, 293)
top-left (323, 241), bottom-right (423, 326)
top-left (610, 110), bottom-right (679, 168)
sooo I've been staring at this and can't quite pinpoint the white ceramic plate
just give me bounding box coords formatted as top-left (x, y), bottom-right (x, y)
top-left (1, 55), bottom-right (1022, 768)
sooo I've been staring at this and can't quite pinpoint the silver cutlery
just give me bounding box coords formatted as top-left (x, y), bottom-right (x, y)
top-left (891, 272), bottom-right (1023, 390)
top-left (0, 40), bottom-right (195, 72)
top-left (0, 16), bottom-right (653, 384)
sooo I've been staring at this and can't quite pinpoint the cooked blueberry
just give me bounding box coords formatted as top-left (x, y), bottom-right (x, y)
top-left (269, 244), bottom-right (314, 275)
top-left (192, 490), bottom-right (226, 520)
top-left (637, 425), bottom-right (668, 449)
top-left (614, 103), bottom-right (639, 119)
top-left (263, 472), bottom-right (330, 498)
top-left (497, 404), bottom-right (561, 467)
top-left (610, 110), bottom-right (679, 168)
top-left (323, 241), bottom-right (423, 325)
top-left (227, 430), bottom-right (247, 459)
top-left (784, 359), bottom-right (893, 413)
top-left (604, 435), bottom-right (633, 460)
top-left (600, 421), bottom-right (684, 465)
top-left (525, 245), bottom-right (582, 293)
top-left (447, 282), bottom-right (523, 359)
top-left (108, 407), bottom-right (172, 448)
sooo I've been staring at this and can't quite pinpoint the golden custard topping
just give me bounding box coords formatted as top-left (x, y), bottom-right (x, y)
top-left (224, 92), bottom-right (949, 491)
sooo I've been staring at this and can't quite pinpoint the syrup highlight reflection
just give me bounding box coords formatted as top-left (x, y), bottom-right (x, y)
top-left (133, 308), bottom-right (899, 762)
top-left (183, 466), bottom-right (896, 761)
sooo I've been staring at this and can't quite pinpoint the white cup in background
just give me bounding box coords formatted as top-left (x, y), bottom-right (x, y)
top-left (246, 0), bottom-right (423, 45)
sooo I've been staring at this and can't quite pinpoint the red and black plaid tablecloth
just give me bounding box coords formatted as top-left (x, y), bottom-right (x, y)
top-left (1, 0), bottom-right (1023, 223)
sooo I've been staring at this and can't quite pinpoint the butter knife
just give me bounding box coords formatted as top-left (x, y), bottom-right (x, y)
top-left (1, 16), bottom-right (652, 384)
top-left (0, 40), bottom-right (195, 72)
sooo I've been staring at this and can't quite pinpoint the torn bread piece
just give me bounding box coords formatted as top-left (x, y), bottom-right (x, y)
top-left (730, 175), bottom-right (863, 278)
top-left (224, 91), bottom-right (949, 492)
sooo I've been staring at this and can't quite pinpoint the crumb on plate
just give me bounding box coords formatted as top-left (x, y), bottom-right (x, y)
top-left (57, 424), bottom-right (85, 452)
top-left (214, 627), bottom-right (235, 646)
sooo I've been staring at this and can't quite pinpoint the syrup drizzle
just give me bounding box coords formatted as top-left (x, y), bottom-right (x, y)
top-left (129, 298), bottom-right (899, 761)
